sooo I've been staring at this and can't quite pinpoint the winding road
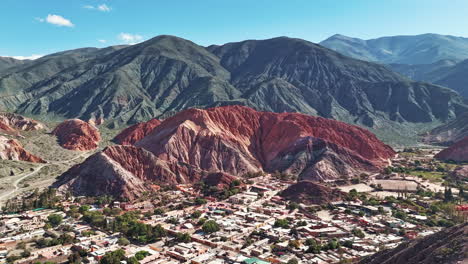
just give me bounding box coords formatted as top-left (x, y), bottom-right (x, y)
top-left (0, 153), bottom-right (89, 204)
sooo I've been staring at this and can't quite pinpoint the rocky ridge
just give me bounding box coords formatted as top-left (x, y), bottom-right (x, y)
top-left (280, 181), bottom-right (345, 205)
top-left (114, 118), bottom-right (161, 145)
top-left (435, 137), bottom-right (468, 162)
top-left (0, 136), bottom-right (45, 163)
top-left (52, 119), bottom-right (101, 151)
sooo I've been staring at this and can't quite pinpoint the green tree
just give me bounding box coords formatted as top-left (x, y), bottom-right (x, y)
top-left (117, 237), bottom-right (130, 246)
top-left (47, 214), bottom-right (63, 227)
top-left (127, 256), bottom-right (140, 264)
top-left (202, 220), bottom-right (220, 233)
top-left (176, 232), bottom-right (191, 243)
top-left (274, 219), bottom-right (289, 228)
top-left (100, 249), bottom-right (126, 264)
top-left (135, 251), bottom-right (149, 261)
top-left (287, 258), bottom-right (298, 264)
top-left (154, 208), bottom-right (164, 215)
top-left (191, 210), bottom-right (202, 219)
top-left (352, 228), bottom-right (365, 238)
top-left (79, 205), bottom-right (91, 214)
top-left (194, 197), bottom-right (207, 205)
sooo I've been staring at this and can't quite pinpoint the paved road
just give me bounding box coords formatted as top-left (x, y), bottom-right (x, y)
top-left (0, 153), bottom-right (89, 204)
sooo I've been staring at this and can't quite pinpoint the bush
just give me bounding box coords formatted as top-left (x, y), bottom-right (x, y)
top-left (117, 237), bottom-right (130, 246)
top-left (202, 220), bottom-right (220, 233)
top-left (274, 219), bottom-right (289, 228)
top-left (47, 214), bottom-right (63, 227)
top-left (135, 251), bottom-right (150, 261)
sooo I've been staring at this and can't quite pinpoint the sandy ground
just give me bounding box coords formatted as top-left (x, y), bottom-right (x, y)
top-left (371, 179), bottom-right (418, 191)
top-left (316, 210), bottom-right (333, 221)
top-left (338, 184), bottom-right (374, 193)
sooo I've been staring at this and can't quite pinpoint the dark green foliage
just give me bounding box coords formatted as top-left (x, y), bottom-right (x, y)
top-left (202, 220), bottom-right (220, 233)
top-left (100, 249), bottom-right (126, 264)
top-left (134, 251), bottom-right (150, 261)
top-left (47, 214), bottom-right (63, 227)
top-left (176, 232), bottom-right (191, 242)
top-left (274, 219), bottom-right (289, 228)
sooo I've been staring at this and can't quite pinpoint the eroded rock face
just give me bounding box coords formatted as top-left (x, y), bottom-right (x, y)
top-left (280, 181), bottom-right (344, 205)
top-left (52, 119), bottom-right (101, 151)
top-left (450, 166), bottom-right (468, 181)
top-left (0, 136), bottom-right (45, 163)
top-left (136, 106), bottom-right (395, 181)
top-left (54, 145), bottom-right (210, 200)
top-left (435, 136), bottom-right (468, 162)
top-left (449, 166), bottom-right (468, 181)
top-left (55, 106), bottom-right (395, 200)
top-left (113, 119), bottom-right (161, 145)
top-left (360, 223), bottom-right (467, 264)
top-left (424, 112), bottom-right (468, 145)
top-left (0, 112), bottom-right (44, 133)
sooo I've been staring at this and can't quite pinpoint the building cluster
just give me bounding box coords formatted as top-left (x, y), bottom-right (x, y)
top-left (0, 174), bottom-right (450, 264)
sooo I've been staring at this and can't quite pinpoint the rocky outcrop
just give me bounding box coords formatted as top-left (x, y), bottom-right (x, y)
top-left (52, 119), bottom-right (101, 151)
top-left (449, 166), bottom-right (468, 182)
top-left (0, 136), bottom-right (45, 163)
top-left (203, 172), bottom-right (238, 189)
top-left (136, 106), bottom-right (395, 181)
top-left (435, 137), bottom-right (468, 162)
top-left (114, 119), bottom-right (161, 145)
top-left (280, 181), bottom-right (344, 205)
top-left (55, 106), bottom-right (395, 200)
top-left (0, 112), bottom-right (44, 134)
top-left (424, 112), bottom-right (468, 146)
top-left (359, 223), bottom-right (467, 264)
top-left (54, 145), bottom-right (211, 200)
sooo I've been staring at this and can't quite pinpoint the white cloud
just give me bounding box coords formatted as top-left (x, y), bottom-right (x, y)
top-left (98, 39), bottom-right (107, 44)
top-left (118, 33), bottom-right (144, 45)
top-left (97, 4), bottom-right (111, 12)
top-left (84, 4), bottom-right (111, 12)
top-left (2, 54), bottom-right (44, 60)
top-left (41, 14), bottom-right (74, 27)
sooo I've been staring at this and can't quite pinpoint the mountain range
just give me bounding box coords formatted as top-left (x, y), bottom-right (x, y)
top-left (321, 34), bottom-right (468, 99)
top-left (320, 33), bottom-right (468, 64)
top-left (1, 35), bottom-right (466, 145)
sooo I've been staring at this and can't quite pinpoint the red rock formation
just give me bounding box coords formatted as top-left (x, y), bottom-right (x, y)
top-left (52, 119), bottom-right (101, 151)
top-left (435, 136), bottom-right (468, 162)
top-left (56, 106), bottom-right (395, 200)
top-left (114, 119), bottom-right (161, 145)
top-left (280, 181), bottom-right (344, 205)
top-left (0, 136), bottom-right (45, 163)
top-left (0, 112), bottom-right (44, 133)
top-left (0, 121), bottom-right (14, 132)
top-left (54, 145), bottom-right (210, 200)
top-left (203, 172), bottom-right (238, 189)
top-left (136, 106), bottom-right (395, 180)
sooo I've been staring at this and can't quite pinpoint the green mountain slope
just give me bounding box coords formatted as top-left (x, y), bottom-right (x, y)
top-left (0, 35), bottom-right (466, 144)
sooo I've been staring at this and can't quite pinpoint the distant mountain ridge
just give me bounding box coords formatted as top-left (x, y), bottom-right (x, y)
top-left (0, 57), bottom-right (28, 72)
top-left (321, 34), bottom-right (468, 99)
top-left (0, 35), bottom-right (467, 144)
top-left (320, 33), bottom-right (468, 64)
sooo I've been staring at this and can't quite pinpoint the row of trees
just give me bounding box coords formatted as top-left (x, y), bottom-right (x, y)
top-left (80, 210), bottom-right (167, 244)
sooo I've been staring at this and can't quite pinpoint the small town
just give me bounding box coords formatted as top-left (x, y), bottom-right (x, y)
top-left (1, 148), bottom-right (466, 264)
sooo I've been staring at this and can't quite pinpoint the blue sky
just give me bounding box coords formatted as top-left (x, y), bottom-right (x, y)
top-left (2, 0), bottom-right (468, 59)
